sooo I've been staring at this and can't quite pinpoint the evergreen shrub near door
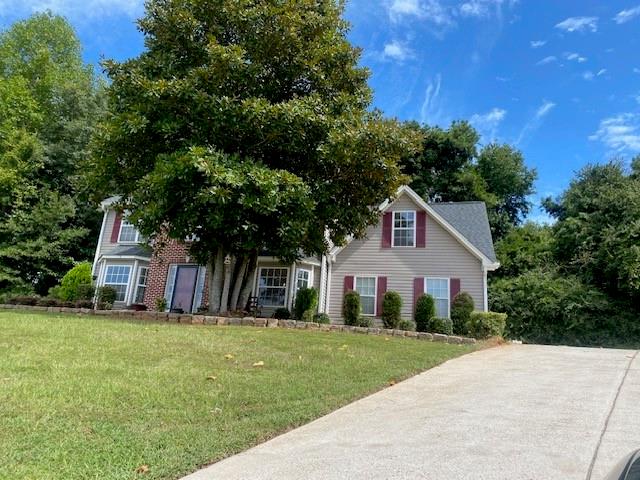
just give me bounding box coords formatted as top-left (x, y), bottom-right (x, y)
top-left (342, 291), bottom-right (360, 326)
top-left (381, 291), bottom-right (402, 329)
top-left (468, 312), bottom-right (506, 339)
top-left (294, 287), bottom-right (318, 320)
top-left (58, 262), bottom-right (93, 301)
top-left (451, 292), bottom-right (474, 335)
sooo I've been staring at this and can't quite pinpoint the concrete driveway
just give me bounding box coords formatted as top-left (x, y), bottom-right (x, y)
top-left (183, 345), bottom-right (640, 480)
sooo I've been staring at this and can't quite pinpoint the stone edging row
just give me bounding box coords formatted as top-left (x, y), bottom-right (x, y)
top-left (0, 304), bottom-right (477, 345)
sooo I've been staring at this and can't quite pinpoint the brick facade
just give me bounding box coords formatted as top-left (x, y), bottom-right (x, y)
top-left (143, 239), bottom-right (209, 311)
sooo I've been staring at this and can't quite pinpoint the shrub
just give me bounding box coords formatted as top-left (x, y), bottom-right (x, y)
top-left (301, 309), bottom-right (315, 322)
top-left (47, 285), bottom-right (63, 299)
top-left (381, 291), bottom-right (402, 329)
top-left (9, 295), bottom-right (39, 306)
top-left (37, 297), bottom-right (59, 307)
top-left (342, 291), bottom-right (361, 326)
top-left (294, 287), bottom-right (318, 319)
top-left (314, 313), bottom-right (330, 324)
top-left (59, 262), bottom-right (93, 301)
top-left (397, 319), bottom-right (415, 331)
top-left (76, 284), bottom-right (95, 301)
top-left (356, 316), bottom-right (372, 327)
top-left (451, 292), bottom-right (474, 335)
top-left (414, 294), bottom-right (435, 332)
top-left (96, 286), bottom-right (117, 308)
top-left (75, 300), bottom-right (94, 309)
top-left (272, 307), bottom-right (291, 319)
top-left (468, 311), bottom-right (507, 339)
top-left (155, 297), bottom-right (168, 312)
top-left (428, 317), bottom-right (453, 335)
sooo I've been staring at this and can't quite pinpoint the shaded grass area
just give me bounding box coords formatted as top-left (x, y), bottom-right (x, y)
top-left (0, 312), bottom-right (476, 480)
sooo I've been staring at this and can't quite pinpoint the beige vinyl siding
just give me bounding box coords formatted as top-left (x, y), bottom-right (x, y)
top-left (328, 193), bottom-right (485, 321)
top-left (312, 265), bottom-right (321, 291)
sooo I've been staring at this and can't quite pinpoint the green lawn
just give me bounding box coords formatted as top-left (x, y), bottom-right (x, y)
top-left (0, 312), bottom-right (476, 480)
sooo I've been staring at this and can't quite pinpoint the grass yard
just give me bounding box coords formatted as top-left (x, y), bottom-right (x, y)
top-left (0, 312), bottom-right (476, 480)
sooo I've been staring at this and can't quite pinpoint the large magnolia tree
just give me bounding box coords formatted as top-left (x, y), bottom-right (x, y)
top-left (91, 0), bottom-right (416, 313)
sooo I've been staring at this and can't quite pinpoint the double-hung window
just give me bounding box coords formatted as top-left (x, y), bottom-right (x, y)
top-left (392, 211), bottom-right (416, 247)
top-left (118, 220), bottom-right (142, 243)
top-left (425, 277), bottom-right (450, 318)
top-left (257, 268), bottom-right (288, 307)
top-left (296, 268), bottom-right (312, 291)
top-left (104, 265), bottom-right (131, 302)
top-left (134, 267), bottom-right (149, 304)
top-left (355, 276), bottom-right (376, 316)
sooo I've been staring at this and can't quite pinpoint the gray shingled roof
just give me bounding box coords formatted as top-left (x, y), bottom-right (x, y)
top-left (429, 201), bottom-right (497, 262)
top-left (103, 245), bottom-right (151, 258)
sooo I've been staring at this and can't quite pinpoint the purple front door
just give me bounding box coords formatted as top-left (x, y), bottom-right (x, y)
top-left (171, 266), bottom-right (198, 313)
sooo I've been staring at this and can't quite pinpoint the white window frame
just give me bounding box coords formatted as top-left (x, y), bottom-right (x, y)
top-left (256, 267), bottom-right (289, 308)
top-left (118, 219), bottom-right (142, 244)
top-left (295, 268), bottom-right (313, 292)
top-left (103, 264), bottom-right (132, 302)
top-left (424, 277), bottom-right (450, 319)
top-left (134, 266), bottom-right (149, 304)
top-left (391, 210), bottom-right (416, 248)
top-left (354, 275), bottom-right (377, 317)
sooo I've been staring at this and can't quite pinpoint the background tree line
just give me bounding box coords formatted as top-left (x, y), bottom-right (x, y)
top-left (0, 6), bottom-right (637, 346)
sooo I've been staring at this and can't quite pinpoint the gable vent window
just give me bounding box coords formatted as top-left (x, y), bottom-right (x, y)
top-left (392, 211), bottom-right (415, 247)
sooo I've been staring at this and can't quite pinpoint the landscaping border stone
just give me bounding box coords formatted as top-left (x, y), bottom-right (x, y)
top-left (0, 304), bottom-right (476, 344)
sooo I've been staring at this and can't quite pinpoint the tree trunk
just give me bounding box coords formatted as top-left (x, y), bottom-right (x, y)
top-left (208, 247), bottom-right (224, 313)
top-left (237, 252), bottom-right (258, 313)
top-left (230, 255), bottom-right (249, 312)
top-left (219, 255), bottom-right (235, 314)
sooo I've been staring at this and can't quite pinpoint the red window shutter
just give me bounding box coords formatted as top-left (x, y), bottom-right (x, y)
top-left (111, 212), bottom-right (122, 243)
top-left (413, 277), bottom-right (424, 311)
top-left (450, 278), bottom-right (461, 304)
top-left (381, 212), bottom-right (392, 248)
top-left (376, 276), bottom-right (387, 316)
top-left (343, 275), bottom-right (354, 293)
top-left (416, 211), bottom-right (426, 248)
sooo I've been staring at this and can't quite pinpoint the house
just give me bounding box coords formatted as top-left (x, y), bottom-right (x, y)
top-left (91, 185), bottom-right (499, 320)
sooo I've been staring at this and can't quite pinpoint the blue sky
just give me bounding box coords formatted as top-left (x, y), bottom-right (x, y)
top-left (2, 1), bottom-right (640, 221)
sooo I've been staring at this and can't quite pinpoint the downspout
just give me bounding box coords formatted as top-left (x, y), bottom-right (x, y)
top-left (318, 255), bottom-right (327, 313)
top-left (482, 265), bottom-right (489, 312)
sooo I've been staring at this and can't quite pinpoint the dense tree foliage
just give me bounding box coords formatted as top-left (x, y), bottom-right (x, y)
top-left (400, 121), bottom-right (536, 240)
top-left (91, 0), bottom-right (415, 313)
top-left (0, 13), bottom-right (104, 294)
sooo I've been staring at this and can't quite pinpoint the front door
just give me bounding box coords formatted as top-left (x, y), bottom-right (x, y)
top-left (171, 265), bottom-right (199, 313)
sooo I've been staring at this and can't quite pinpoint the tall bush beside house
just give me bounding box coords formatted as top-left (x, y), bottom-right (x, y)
top-left (451, 292), bottom-right (474, 335)
top-left (343, 291), bottom-right (361, 326)
top-left (294, 287), bottom-right (318, 320)
top-left (96, 286), bottom-right (117, 309)
top-left (414, 294), bottom-right (435, 332)
top-left (58, 262), bottom-right (93, 301)
top-left (381, 291), bottom-right (402, 329)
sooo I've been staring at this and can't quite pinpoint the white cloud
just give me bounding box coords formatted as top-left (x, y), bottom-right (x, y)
top-left (536, 56), bottom-right (557, 66)
top-left (634, 68), bottom-right (640, 74)
top-left (555, 16), bottom-right (598, 33)
top-left (388, 0), bottom-right (454, 26)
top-left (565, 52), bottom-right (587, 63)
top-left (458, 0), bottom-right (518, 18)
top-left (582, 71), bottom-right (595, 80)
top-left (420, 74), bottom-right (447, 125)
top-left (614, 5), bottom-right (640, 24)
top-left (530, 40), bottom-right (546, 48)
top-left (382, 40), bottom-right (414, 61)
top-left (469, 107), bottom-right (507, 140)
top-left (590, 113), bottom-right (640, 152)
top-left (597, 68), bottom-right (607, 76)
top-left (9, 0), bottom-right (143, 19)
top-left (517, 100), bottom-right (556, 144)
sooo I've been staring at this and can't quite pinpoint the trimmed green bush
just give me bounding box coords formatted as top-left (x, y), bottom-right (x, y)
top-left (397, 319), bottom-right (415, 331)
top-left (294, 287), bottom-right (318, 319)
top-left (96, 286), bottom-right (117, 309)
top-left (342, 291), bottom-right (360, 326)
top-left (59, 262), bottom-right (93, 301)
top-left (314, 313), bottom-right (331, 324)
top-left (468, 311), bottom-right (507, 339)
top-left (47, 285), bottom-right (63, 299)
top-left (381, 291), bottom-right (402, 329)
top-left (272, 307), bottom-right (291, 319)
top-left (301, 309), bottom-right (315, 322)
top-left (76, 284), bottom-right (95, 301)
top-left (414, 294), bottom-right (435, 332)
top-left (451, 292), bottom-right (474, 335)
top-left (356, 316), bottom-right (372, 327)
top-left (8, 295), bottom-right (39, 306)
top-left (428, 317), bottom-right (453, 335)
top-left (155, 297), bottom-right (168, 312)
top-left (37, 297), bottom-right (59, 307)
